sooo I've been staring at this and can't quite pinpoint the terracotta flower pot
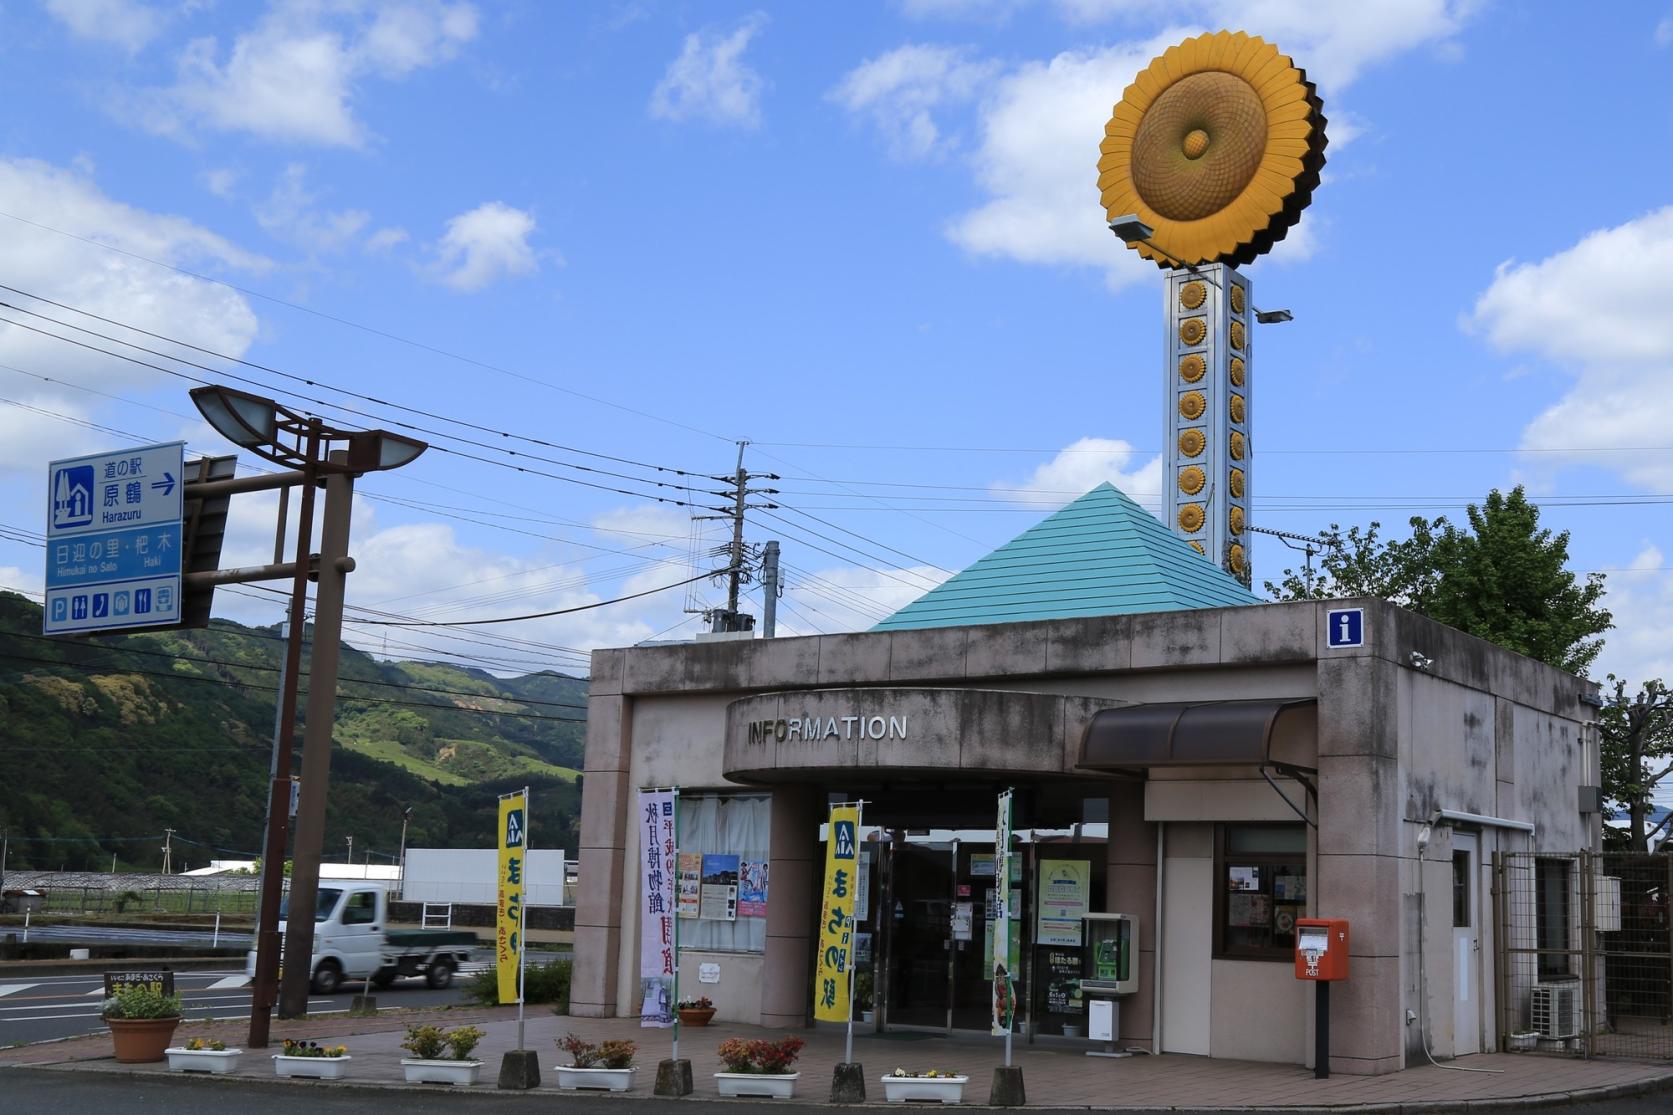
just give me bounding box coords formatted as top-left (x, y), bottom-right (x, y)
top-left (677, 1007), bottom-right (715, 1027)
top-left (108, 1016), bottom-right (182, 1063)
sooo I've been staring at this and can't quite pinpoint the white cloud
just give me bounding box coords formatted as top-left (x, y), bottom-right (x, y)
top-left (365, 227), bottom-right (410, 253)
top-left (948, 34), bottom-right (1182, 290)
top-left (1592, 544), bottom-right (1673, 685)
top-left (649, 14), bottom-right (768, 129)
top-left (995, 437), bottom-right (1164, 508)
top-left (202, 167), bottom-right (240, 200)
top-left (775, 562), bottom-right (951, 635)
top-left (1656, 16), bottom-right (1673, 46)
top-left (1467, 206), bottom-right (1673, 487)
top-left (828, 44), bottom-right (997, 160)
top-left (0, 158), bottom-right (265, 472)
top-left (253, 163), bottom-right (370, 252)
top-left (429, 202), bottom-right (540, 292)
top-left (133, 1), bottom-right (479, 147)
top-left (46, 0), bottom-right (165, 52)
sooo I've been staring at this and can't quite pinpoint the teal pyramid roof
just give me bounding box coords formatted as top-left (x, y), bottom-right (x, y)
top-left (873, 483), bottom-right (1257, 631)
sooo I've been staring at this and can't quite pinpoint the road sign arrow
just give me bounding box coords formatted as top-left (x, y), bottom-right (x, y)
top-left (151, 472), bottom-right (176, 497)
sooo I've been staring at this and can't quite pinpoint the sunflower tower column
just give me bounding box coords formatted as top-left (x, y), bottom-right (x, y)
top-left (1096, 29), bottom-right (1327, 587)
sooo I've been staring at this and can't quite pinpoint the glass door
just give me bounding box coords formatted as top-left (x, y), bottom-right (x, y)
top-left (885, 839), bottom-right (953, 1028)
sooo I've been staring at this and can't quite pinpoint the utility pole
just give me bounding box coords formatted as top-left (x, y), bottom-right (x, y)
top-left (760, 540), bottom-right (781, 638)
top-left (161, 828), bottom-right (175, 876)
top-left (692, 441), bottom-right (779, 634)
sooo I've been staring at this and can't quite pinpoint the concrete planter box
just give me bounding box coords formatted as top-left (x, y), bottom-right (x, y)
top-left (165, 1047), bottom-right (243, 1074)
top-left (273, 1054), bottom-right (351, 1079)
top-left (715, 1071), bottom-right (799, 1098)
top-left (882, 1074), bottom-right (968, 1104)
top-left (401, 1058), bottom-right (483, 1085)
top-left (554, 1066), bottom-right (636, 1091)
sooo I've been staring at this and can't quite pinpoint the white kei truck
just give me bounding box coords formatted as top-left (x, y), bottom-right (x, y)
top-left (245, 883), bottom-right (477, 994)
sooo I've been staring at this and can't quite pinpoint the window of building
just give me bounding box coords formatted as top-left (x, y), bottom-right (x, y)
top-left (1535, 857), bottom-right (1572, 979)
top-left (1452, 851), bottom-right (1471, 928)
top-left (1214, 823), bottom-right (1306, 960)
top-left (676, 793), bottom-right (770, 954)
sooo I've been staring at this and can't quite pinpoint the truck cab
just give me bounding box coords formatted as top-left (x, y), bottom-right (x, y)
top-left (246, 884), bottom-right (476, 994)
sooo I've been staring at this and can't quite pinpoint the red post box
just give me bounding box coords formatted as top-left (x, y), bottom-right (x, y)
top-left (1294, 917), bottom-right (1349, 981)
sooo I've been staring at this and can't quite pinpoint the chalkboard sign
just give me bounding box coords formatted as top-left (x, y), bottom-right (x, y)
top-left (103, 967), bottom-right (174, 998)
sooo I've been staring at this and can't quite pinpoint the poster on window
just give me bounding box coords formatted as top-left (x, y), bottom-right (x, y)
top-left (1228, 892), bottom-right (1271, 928)
top-left (676, 852), bottom-right (701, 919)
top-left (738, 859), bottom-right (769, 918)
top-left (637, 789), bottom-right (677, 1027)
top-left (1037, 859), bottom-right (1090, 946)
top-left (700, 853), bottom-right (739, 921)
top-left (1043, 949), bottom-right (1083, 1015)
top-left (855, 850), bottom-right (870, 922)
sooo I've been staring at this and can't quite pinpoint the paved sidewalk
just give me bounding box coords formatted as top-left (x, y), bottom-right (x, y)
top-left (5, 1006), bottom-right (1671, 1110)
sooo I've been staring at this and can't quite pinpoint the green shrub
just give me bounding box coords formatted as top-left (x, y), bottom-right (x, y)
top-left (401, 1024), bottom-right (447, 1060)
top-left (445, 1025), bottom-right (484, 1061)
top-left (465, 957), bottom-right (571, 1012)
top-left (101, 986), bottom-right (183, 1019)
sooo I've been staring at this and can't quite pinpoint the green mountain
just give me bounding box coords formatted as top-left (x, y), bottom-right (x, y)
top-left (0, 591), bottom-right (587, 871)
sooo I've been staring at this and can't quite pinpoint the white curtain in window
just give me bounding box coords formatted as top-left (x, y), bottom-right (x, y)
top-left (678, 793), bottom-right (769, 953)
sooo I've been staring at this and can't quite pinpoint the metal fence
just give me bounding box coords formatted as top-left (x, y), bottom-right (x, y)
top-left (6, 870), bottom-right (263, 917)
top-left (1495, 851), bottom-right (1673, 1061)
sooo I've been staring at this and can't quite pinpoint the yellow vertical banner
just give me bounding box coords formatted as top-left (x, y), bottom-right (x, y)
top-left (814, 804), bottom-right (859, 1022)
top-left (496, 790), bottom-right (527, 1005)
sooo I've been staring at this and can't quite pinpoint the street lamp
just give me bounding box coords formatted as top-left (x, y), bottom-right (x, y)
top-left (397, 806), bottom-right (414, 899)
top-left (190, 385), bottom-right (427, 1039)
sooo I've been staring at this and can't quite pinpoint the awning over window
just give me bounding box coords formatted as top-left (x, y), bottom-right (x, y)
top-left (1078, 699), bottom-right (1317, 772)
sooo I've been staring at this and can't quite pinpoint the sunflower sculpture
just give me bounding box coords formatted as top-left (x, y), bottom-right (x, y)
top-left (1098, 30), bottom-right (1327, 268)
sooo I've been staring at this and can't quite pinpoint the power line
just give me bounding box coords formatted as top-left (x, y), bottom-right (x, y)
top-left (345, 568), bottom-right (731, 628)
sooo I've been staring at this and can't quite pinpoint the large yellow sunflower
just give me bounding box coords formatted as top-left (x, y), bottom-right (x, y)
top-left (1098, 31), bottom-right (1327, 268)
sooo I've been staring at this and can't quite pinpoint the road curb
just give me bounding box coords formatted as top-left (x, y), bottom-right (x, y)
top-left (9, 1060), bottom-right (1672, 1110)
top-left (0, 956), bottom-right (238, 978)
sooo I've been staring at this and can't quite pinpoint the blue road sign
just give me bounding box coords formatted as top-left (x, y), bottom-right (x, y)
top-left (1326, 607), bottom-right (1365, 649)
top-left (45, 442), bottom-right (184, 636)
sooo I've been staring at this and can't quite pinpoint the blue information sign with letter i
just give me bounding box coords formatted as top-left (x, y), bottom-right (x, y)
top-left (1326, 607), bottom-right (1364, 649)
top-left (44, 442), bottom-right (185, 636)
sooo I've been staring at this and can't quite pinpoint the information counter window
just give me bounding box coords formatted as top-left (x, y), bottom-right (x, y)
top-left (1214, 823), bottom-right (1306, 960)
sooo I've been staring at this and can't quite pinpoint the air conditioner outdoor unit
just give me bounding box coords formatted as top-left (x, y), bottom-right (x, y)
top-left (1531, 980), bottom-right (1580, 1040)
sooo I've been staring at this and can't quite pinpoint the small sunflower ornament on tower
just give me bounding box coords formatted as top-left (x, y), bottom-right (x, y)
top-left (1097, 31), bottom-right (1326, 585)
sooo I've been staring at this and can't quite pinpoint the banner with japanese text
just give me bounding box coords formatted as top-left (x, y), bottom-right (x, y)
top-left (992, 789), bottom-right (1014, 1035)
top-left (638, 789), bottom-right (677, 1027)
top-left (495, 790), bottom-right (527, 1004)
top-left (813, 803), bottom-right (860, 1022)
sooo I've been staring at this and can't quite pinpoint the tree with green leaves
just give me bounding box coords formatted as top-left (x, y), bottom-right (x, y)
top-left (1266, 486), bottom-right (1611, 676)
top-left (1599, 678), bottom-right (1673, 852)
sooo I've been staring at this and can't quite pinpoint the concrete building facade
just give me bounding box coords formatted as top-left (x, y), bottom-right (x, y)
top-left (573, 597), bottom-right (1600, 1074)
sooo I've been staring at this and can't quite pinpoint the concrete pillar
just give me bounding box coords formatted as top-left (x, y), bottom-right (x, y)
top-left (571, 694), bottom-right (630, 1018)
top-left (761, 785), bottom-right (821, 1028)
top-left (1315, 653), bottom-right (1403, 1074)
top-left (1105, 781), bottom-right (1157, 1048)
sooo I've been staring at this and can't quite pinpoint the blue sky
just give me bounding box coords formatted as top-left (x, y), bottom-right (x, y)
top-left (0, 0), bottom-right (1671, 692)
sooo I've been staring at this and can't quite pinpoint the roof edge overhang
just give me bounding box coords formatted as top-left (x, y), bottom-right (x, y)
top-left (1077, 698), bottom-right (1318, 774)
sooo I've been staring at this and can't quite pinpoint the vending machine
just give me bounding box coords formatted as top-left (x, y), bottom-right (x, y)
top-left (1080, 913), bottom-right (1137, 1057)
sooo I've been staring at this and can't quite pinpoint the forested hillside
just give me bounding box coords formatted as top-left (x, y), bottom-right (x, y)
top-left (0, 592), bottom-right (587, 870)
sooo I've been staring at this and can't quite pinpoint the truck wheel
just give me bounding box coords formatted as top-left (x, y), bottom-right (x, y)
top-left (311, 960), bottom-right (343, 995)
top-left (426, 959), bottom-right (455, 989)
top-left (370, 967), bottom-right (397, 989)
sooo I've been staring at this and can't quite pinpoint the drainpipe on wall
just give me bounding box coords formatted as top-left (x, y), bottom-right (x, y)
top-left (1152, 821), bottom-right (1165, 1055)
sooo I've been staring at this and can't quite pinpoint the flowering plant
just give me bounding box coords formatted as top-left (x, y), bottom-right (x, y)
top-left (557, 1033), bottom-right (635, 1069)
top-left (717, 1035), bottom-right (804, 1074)
top-left (183, 1037), bottom-right (227, 1052)
top-left (677, 996), bottom-right (713, 1010)
top-left (281, 1039), bottom-right (347, 1058)
top-left (888, 1067), bottom-right (960, 1078)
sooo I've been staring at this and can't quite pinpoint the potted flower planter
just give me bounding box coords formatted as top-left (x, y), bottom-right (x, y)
top-left (677, 1006), bottom-right (716, 1027)
top-left (715, 1071), bottom-right (800, 1098)
top-left (108, 1017), bottom-right (182, 1064)
top-left (881, 1074), bottom-right (969, 1104)
top-left (273, 1054), bottom-right (352, 1079)
top-left (553, 1066), bottom-right (636, 1092)
top-left (401, 1058), bottom-right (483, 1085)
top-left (165, 1046), bottom-right (243, 1074)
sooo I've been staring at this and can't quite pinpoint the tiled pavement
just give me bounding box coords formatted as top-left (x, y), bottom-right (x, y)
top-left (5, 1006), bottom-right (1671, 1110)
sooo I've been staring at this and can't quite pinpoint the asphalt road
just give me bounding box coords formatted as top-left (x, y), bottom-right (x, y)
top-left (0, 969), bottom-right (473, 1045)
top-left (0, 1068), bottom-right (1668, 1114)
top-left (8, 924), bottom-right (254, 948)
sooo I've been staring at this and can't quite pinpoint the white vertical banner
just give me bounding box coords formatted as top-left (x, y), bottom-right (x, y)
top-left (638, 788), bottom-right (677, 1027)
top-left (992, 789), bottom-right (1015, 1038)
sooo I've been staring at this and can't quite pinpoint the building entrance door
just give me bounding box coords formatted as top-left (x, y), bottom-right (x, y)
top-left (882, 837), bottom-right (1010, 1032)
top-left (1452, 832), bottom-right (1481, 1055)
